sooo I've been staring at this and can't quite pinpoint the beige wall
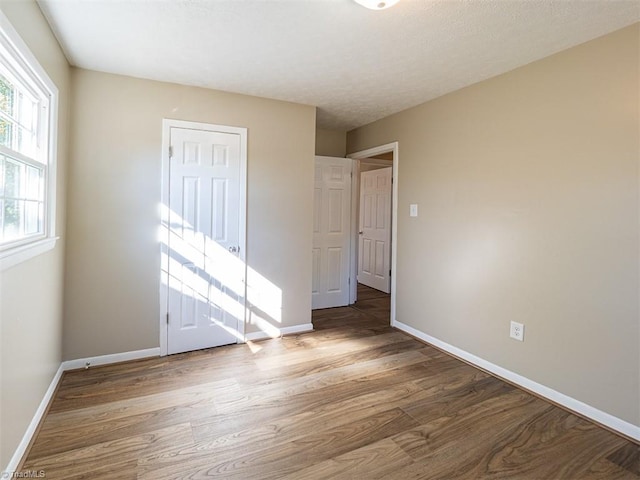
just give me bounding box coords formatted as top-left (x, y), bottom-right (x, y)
top-left (315, 128), bottom-right (347, 157)
top-left (348, 24), bottom-right (640, 426)
top-left (64, 69), bottom-right (315, 359)
top-left (0, 0), bottom-right (70, 468)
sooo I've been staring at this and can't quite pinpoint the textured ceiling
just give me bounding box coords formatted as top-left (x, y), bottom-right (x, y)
top-left (38, 0), bottom-right (640, 131)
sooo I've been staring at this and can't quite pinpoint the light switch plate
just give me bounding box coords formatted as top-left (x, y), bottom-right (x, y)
top-left (410, 204), bottom-right (418, 217)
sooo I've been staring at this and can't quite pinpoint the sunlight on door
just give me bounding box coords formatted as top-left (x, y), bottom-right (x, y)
top-left (159, 121), bottom-right (284, 355)
top-left (160, 203), bottom-right (284, 352)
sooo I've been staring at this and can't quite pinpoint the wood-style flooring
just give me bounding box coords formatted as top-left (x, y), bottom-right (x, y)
top-left (21, 284), bottom-right (639, 479)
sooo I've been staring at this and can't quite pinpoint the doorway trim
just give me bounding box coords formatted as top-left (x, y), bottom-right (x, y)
top-left (159, 118), bottom-right (248, 356)
top-left (347, 141), bottom-right (399, 326)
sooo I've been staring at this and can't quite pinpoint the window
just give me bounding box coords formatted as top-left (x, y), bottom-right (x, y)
top-left (0, 12), bottom-right (58, 270)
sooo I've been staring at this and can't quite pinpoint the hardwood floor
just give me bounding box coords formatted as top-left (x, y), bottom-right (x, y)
top-left (21, 284), bottom-right (639, 479)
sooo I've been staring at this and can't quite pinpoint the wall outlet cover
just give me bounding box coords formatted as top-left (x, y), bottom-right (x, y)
top-left (510, 321), bottom-right (524, 341)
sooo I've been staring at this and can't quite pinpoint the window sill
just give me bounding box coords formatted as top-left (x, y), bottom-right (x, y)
top-left (0, 237), bottom-right (59, 271)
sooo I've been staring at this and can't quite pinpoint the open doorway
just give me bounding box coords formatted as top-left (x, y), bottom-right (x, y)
top-left (348, 142), bottom-right (399, 326)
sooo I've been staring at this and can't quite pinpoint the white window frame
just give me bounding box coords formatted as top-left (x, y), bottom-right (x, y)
top-left (0, 11), bottom-right (58, 271)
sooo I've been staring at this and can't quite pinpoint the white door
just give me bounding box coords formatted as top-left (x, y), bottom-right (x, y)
top-left (358, 167), bottom-right (392, 293)
top-left (166, 124), bottom-right (246, 354)
top-left (312, 156), bottom-right (352, 309)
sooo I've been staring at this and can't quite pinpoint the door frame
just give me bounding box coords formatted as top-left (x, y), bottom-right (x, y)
top-left (159, 118), bottom-right (248, 356)
top-left (348, 142), bottom-right (399, 326)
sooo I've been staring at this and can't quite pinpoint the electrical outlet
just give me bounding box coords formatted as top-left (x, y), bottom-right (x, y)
top-left (510, 321), bottom-right (524, 342)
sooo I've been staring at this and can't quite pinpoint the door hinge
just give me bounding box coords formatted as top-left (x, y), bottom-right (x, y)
top-left (166, 312), bottom-right (170, 324)
top-left (389, 269), bottom-right (391, 276)
top-left (348, 277), bottom-right (351, 285)
top-left (168, 146), bottom-right (173, 158)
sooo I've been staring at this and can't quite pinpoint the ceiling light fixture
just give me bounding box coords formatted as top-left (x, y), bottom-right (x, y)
top-left (353, 0), bottom-right (400, 10)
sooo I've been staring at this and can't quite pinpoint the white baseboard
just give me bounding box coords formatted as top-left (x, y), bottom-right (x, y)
top-left (61, 347), bottom-right (160, 371)
top-left (4, 364), bottom-right (64, 474)
top-left (245, 323), bottom-right (314, 341)
top-left (394, 320), bottom-right (640, 443)
top-left (3, 347), bottom-right (160, 474)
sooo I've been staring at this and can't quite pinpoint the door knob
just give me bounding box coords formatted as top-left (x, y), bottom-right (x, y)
top-left (359, 231), bottom-right (363, 235)
top-left (228, 246), bottom-right (238, 253)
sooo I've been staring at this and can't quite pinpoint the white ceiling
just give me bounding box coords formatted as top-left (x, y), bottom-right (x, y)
top-left (38, 0), bottom-right (640, 131)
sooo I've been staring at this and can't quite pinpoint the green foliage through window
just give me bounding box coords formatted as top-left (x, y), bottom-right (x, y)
top-left (0, 19), bottom-right (54, 252)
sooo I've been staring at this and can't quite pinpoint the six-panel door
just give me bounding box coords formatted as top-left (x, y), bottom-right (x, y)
top-left (167, 127), bottom-right (244, 354)
top-left (358, 167), bottom-right (391, 294)
top-left (312, 157), bottom-right (352, 309)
